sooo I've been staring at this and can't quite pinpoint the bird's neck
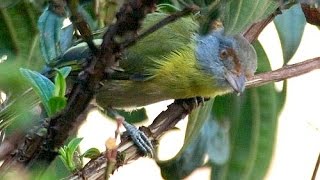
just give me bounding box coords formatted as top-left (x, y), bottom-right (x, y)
top-left (150, 47), bottom-right (230, 99)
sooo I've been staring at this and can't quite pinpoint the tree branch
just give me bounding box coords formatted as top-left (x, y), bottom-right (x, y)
top-left (0, 0), bottom-right (158, 173)
top-left (243, 10), bottom-right (279, 43)
top-left (68, 56), bottom-right (320, 179)
top-left (246, 57), bottom-right (320, 88)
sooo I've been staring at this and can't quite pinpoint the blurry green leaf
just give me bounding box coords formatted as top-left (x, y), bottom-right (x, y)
top-left (274, 4), bottom-right (306, 63)
top-left (158, 100), bottom-right (214, 179)
top-left (0, 63), bottom-right (41, 132)
top-left (222, 0), bottom-right (278, 35)
top-left (20, 68), bottom-right (54, 114)
top-left (0, 0), bottom-right (21, 8)
top-left (82, 148), bottom-right (101, 159)
top-left (48, 96), bottom-right (66, 116)
top-left (38, 7), bottom-right (64, 64)
top-left (0, 1), bottom-right (40, 62)
top-left (41, 158), bottom-right (71, 180)
top-left (184, 99), bottom-right (213, 148)
top-left (247, 41), bottom-right (279, 180)
top-left (211, 90), bottom-right (260, 180)
top-left (198, 1), bottom-right (220, 35)
top-left (207, 119), bottom-right (230, 165)
top-left (0, 62), bottom-right (28, 95)
top-left (159, 120), bottom-right (208, 179)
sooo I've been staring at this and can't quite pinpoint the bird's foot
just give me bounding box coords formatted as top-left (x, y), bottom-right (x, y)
top-left (121, 120), bottom-right (154, 157)
top-left (106, 108), bottom-right (154, 157)
top-left (176, 96), bottom-right (210, 112)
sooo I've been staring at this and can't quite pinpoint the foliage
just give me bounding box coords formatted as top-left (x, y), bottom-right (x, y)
top-left (20, 66), bottom-right (71, 116)
top-left (0, 0), bottom-right (317, 179)
top-left (59, 137), bottom-right (101, 172)
top-left (274, 4), bottom-right (306, 63)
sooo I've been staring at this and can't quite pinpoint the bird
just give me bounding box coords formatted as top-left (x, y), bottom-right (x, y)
top-left (0, 12), bottom-right (257, 156)
top-left (59, 12), bottom-right (257, 155)
top-left (61, 13), bottom-right (257, 108)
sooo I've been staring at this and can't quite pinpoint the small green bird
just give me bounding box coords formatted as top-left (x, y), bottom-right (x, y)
top-left (0, 13), bottom-right (257, 155)
top-left (62, 13), bottom-right (257, 108)
top-left (59, 13), bottom-right (257, 154)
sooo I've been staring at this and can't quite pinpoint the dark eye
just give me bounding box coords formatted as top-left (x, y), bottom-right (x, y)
top-left (219, 49), bottom-right (228, 60)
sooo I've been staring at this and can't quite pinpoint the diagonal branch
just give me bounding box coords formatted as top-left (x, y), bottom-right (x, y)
top-left (68, 56), bottom-right (320, 179)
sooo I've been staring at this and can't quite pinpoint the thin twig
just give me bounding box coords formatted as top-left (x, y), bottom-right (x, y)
top-left (122, 5), bottom-right (199, 49)
top-left (67, 0), bottom-right (99, 54)
top-left (68, 56), bottom-right (320, 179)
top-left (312, 152), bottom-right (320, 180)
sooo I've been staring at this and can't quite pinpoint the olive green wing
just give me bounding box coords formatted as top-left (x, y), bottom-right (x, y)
top-left (119, 13), bottom-right (198, 79)
top-left (57, 13), bottom-right (198, 80)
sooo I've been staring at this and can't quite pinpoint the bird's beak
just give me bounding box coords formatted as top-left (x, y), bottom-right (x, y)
top-left (224, 70), bottom-right (246, 95)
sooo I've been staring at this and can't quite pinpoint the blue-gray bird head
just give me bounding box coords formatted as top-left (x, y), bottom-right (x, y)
top-left (195, 29), bottom-right (257, 94)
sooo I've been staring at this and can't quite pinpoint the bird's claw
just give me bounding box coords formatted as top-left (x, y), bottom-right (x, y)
top-left (105, 107), bottom-right (154, 157)
top-left (194, 96), bottom-right (205, 106)
top-left (176, 96), bottom-right (209, 112)
top-left (122, 121), bottom-right (154, 157)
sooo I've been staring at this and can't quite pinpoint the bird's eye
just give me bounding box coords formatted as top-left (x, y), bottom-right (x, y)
top-left (219, 49), bottom-right (228, 60)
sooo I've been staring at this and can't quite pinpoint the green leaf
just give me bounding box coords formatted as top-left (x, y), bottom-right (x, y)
top-left (60, 24), bottom-right (74, 53)
top-left (20, 68), bottom-right (54, 114)
top-left (54, 70), bottom-right (66, 98)
top-left (38, 7), bottom-right (64, 64)
top-left (222, 0), bottom-right (278, 35)
top-left (274, 4), bottom-right (306, 63)
top-left (59, 137), bottom-right (83, 172)
top-left (53, 67), bottom-right (71, 98)
top-left (48, 96), bottom-right (67, 115)
top-left (82, 148), bottom-right (101, 159)
top-left (211, 90), bottom-right (261, 180)
top-left (247, 41), bottom-right (279, 180)
top-left (57, 66), bottom-right (72, 78)
top-left (66, 138), bottom-right (83, 161)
